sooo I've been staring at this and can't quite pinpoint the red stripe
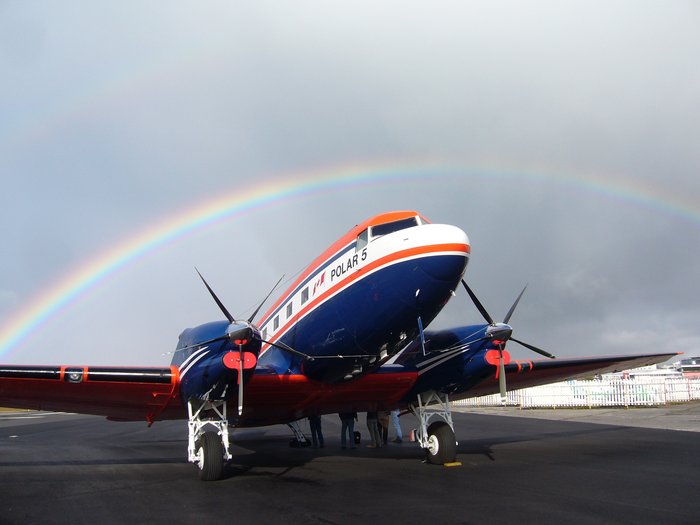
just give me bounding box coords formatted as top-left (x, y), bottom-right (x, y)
top-left (261, 242), bottom-right (469, 354)
top-left (259, 211), bottom-right (431, 325)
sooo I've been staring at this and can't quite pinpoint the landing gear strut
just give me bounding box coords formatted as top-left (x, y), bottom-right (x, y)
top-left (409, 390), bottom-right (457, 464)
top-left (287, 420), bottom-right (311, 447)
top-left (187, 399), bottom-right (232, 481)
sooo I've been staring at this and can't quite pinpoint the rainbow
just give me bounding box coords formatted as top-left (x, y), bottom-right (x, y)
top-left (1, 163), bottom-right (699, 359)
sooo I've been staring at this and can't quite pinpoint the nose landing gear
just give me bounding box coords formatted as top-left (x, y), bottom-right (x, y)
top-left (187, 399), bottom-right (232, 481)
top-left (409, 390), bottom-right (457, 465)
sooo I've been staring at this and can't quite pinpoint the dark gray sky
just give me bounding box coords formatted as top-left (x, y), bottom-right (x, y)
top-left (1, 1), bottom-right (699, 365)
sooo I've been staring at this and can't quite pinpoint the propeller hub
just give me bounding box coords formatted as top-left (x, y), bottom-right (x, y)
top-left (486, 323), bottom-right (513, 344)
top-left (225, 321), bottom-right (258, 345)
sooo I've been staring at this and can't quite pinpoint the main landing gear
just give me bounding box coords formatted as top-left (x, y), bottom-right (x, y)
top-left (187, 399), bottom-right (232, 481)
top-left (409, 390), bottom-right (458, 465)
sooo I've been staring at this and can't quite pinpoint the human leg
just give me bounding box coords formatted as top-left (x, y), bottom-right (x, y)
top-left (391, 409), bottom-right (403, 442)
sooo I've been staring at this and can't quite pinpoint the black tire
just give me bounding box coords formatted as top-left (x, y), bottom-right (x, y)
top-left (196, 431), bottom-right (225, 481)
top-left (425, 421), bottom-right (457, 465)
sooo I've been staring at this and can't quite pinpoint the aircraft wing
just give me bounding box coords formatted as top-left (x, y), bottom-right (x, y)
top-left (454, 352), bottom-right (677, 400)
top-left (0, 363), bottom-right (416, 426)
top-left (0, 353), bottom-right (677, 424)
top-left (0, 365), bottom-right (184, 423)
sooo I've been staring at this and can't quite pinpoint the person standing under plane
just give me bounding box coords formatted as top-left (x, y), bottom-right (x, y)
top-left (339, 412), bottom-right (357, 449)
top-left (309, 415), bottom-right (324, 448)
top-left (366, 411), bottom-right (382, 448)
top-left (390, 409), bottom-right (403, 443)
top-left (378, 411), bottom-right (390, 445)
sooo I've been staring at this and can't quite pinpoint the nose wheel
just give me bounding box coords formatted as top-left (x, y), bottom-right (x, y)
top-left (425, 421), bottom-right (457, 464)
top-left (187, 399), bottom-right (232, 481)
top-left (410, 390), bottom-right (458, 465)
top-left (195, 430), bottom-right (225, 481)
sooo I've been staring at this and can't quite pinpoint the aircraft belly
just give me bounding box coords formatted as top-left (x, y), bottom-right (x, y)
top-left (237, 370), bottom-right (418, 426)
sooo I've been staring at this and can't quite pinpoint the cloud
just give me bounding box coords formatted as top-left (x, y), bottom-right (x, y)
top-left (0, 1), bottom-right (699, 365)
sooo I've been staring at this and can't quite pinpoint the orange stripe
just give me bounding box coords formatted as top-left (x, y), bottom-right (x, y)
top-left (261, 242), bottom-right (469, 353)
top-left (259, 211), bottom-right (430, 325)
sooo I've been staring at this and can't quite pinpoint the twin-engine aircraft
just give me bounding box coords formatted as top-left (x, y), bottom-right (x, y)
top-left (0, 211), bottom-right (674, 480)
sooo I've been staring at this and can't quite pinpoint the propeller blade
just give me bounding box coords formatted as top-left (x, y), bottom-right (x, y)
top-left (196, 268), bottom-right (235, 324)
top-left (237, 344), bottom-right (244, 416)
top-left (461, 279), bottom-right (494, 325)
top-left (511, 337), bottom-right (556, 359)
top-left (498, 349), bottom-right (507, 405)
top-left (248, 274), bottom-right (285, 323)
top-left (503, 285), bottom-right (527, 325)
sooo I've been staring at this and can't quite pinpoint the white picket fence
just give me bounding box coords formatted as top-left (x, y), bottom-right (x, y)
top-left (454, 377), bottom-right (700, 408)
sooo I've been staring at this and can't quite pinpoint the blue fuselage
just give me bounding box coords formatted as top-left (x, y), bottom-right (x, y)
top-left (171, 213), bottom-right (470, 399)
top-left (258, 253), bottom-right (469, 382)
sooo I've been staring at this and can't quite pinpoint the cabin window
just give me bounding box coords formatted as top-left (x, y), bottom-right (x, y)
top-left (356, 229), bottom-right (368, 251)
top-left (262, 327), bottom-right (268, 340)
top-left (286, 303), bottom-right (293, 318)
top-left (370, 217), bottom-right (419, 239)
top-left (301, 287), bottom-right (309, 305)
top-left (273, 316), bottom-right (279, 330)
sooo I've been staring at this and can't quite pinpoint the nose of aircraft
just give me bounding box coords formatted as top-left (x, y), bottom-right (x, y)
top-left (418, 224), bottom-right (470, 282)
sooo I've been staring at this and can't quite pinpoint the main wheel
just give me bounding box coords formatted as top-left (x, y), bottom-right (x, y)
top-left (425, 421), bottom-right (457, 465)
top-left (195, 431), bottom-right (225, 481)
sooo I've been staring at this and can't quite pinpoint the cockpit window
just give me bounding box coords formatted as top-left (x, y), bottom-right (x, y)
top-left (370, 217), bottom-right (419, 238)
top-left (356, 229), bottom-right (369, 251)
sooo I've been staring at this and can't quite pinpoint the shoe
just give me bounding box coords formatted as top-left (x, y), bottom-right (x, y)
top-left (366, 444), bottom-right (376, 448)
top-left (392, 438), bottom-right (402, 443)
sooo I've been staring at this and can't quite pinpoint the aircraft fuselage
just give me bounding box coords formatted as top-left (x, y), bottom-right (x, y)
top-left (256, 212), bottom-right (470, 382)
top-left (171, 211), bottom-right (470, 399)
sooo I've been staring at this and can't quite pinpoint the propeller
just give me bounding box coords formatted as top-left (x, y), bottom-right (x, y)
top-left (461, 279), bottom-right (555, 404)
top-left (194, 268), bottom-right (264, 416)
top-left (195, 269), bottom-right (308, 414)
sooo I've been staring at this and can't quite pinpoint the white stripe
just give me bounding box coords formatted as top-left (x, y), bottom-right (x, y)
top-left (417, 346), bottom-right (474, 376)
top-left (262, 250), bottom-right (467, 354)
top-left (179, 347), bottom-right (210, 378)
top-left (179, 346), bottom-right (209, 370)
top-left (416, 345), bottom-right (469, 368)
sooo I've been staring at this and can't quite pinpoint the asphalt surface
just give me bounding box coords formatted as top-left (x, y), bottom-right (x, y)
top-left (2, 404), bottom-right (700, 525)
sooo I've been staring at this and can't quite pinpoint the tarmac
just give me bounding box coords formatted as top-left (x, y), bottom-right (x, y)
top-left (454, 401), bottom-right (700, 432)
top-left (2, 403), bottom-right (700, 524)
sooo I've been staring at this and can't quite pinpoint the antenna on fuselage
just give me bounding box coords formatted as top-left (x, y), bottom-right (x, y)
top-left (417, 316), bottom-right (427, 356)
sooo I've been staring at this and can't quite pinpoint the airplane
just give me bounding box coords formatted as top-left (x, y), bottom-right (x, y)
top-left (0, 210), bottom-right (675, 480)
